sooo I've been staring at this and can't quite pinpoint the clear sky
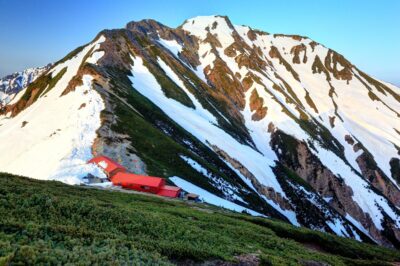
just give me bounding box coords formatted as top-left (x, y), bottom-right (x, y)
top-left (0, 0), bottom-right (399, 85)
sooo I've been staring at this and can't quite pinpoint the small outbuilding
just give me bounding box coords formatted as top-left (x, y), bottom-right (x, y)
top-left (184, 193), bottom-right (200, 201)
top-left (157, 185), bottom-right (182, 198)
top-left (88, 156), bottom-right (126, 178)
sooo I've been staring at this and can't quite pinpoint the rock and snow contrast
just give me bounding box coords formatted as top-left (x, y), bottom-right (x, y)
top-left (0, 15), bottom-right (399, 247)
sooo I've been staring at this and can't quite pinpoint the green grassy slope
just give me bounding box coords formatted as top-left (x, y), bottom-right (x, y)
top-left (0, 173), bottom-right (399, 265)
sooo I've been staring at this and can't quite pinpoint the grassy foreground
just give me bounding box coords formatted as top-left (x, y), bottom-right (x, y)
top-left (0, 173), bottom-right (399, 265)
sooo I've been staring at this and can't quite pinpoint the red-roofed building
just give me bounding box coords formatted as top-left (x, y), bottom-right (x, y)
top-left (88, 156), bottom-right (126, 178)
top-left (88, 156), bottom-right (182, 198)
top-left (112, 172), bottom-right (166, 194)
top-left (157, 185), bottom-right (182, 198)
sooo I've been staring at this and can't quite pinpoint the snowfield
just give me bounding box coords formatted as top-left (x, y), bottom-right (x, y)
top-left (0, 36), bottom-right (106, 183)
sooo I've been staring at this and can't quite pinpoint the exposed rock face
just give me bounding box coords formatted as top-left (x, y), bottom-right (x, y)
top-left (92, 82), bottom-right (148, 175)
top-left (249, 89), bottom-right (267, 121)
top-left (271, 130), bottom-right (398, 247)
top-left (1, 15), bottom-right (399, 248)
top-left (390, 158), bottom-right (400, 184)
top-left (290, 43), bottom-right (307, 64)
top-left (356, 149), bottom-right (400, 207)
top-left (211, 144), bottom-right (292, 213)
top-left (325, 50), bottom-right (353, 82)
top-left (269, 46), bottom-right (300, 81)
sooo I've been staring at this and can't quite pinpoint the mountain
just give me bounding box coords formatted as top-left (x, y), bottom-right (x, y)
top-left (0, 65), bottom-right (50, 107)
top-left (0, 15), bottom-right (399, 248)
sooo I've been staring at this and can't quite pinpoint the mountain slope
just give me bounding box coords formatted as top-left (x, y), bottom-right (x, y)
top-left (1, 172), bottom-right (400, 265)
top-left (0, 15), bottom-right (399, 247)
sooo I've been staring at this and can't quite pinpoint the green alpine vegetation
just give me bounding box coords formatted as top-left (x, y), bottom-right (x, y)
top-left (0, 173), bottom-right (399, 265)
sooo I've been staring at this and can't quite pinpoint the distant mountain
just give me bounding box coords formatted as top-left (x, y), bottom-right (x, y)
top-left (0, 15), bottom-right (399, 248)
top-left (0, 65), bottom-right (50, 106)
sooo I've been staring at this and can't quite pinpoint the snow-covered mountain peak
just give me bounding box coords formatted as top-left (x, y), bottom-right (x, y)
top-left (181, 15), bottom-right (234, 38)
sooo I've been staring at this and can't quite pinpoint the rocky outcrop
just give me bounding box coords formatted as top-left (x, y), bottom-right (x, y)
top-left (249, 89), bottom-right (267, 121)
top-left (210, 144), bottom-right (292, 213)
top-left (290, 43), bottom-right (307, 64)
top-left (270, 130), bottom-right (399, 247)
top-left (92, 82), bottom-right (148, 175)
top-left (324, 50), bottom-right (353, 82)
top-left (269, 46), bottom-right (300, 81)
top-left (355, 146), bottom-right (400, 207)
top-left (390, 158), bottom-right (400, 185)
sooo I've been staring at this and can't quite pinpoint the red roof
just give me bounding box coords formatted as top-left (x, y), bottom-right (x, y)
top-left (88, 156), bottom-right (126, 177)
top-left (112, 172), bottom-right (165, 190)
top-left (88, 156), bottom-right (182, 198)
top-left (157, 185), bottom-right (182, 198)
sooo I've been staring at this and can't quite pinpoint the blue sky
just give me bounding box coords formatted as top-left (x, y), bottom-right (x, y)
top-left (0, 0), bottom-right (399, 85)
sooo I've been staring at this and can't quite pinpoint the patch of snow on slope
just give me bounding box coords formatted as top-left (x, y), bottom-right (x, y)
top-left (345, 214), bottom-right (376, 243)
top-left (157, 57), bottom-right (216, 123)
top-left (288, 182), bottom-right (360, 239)
top-left (192, 65), bottom-right (207, 83)
top-left (157, 38), bottom-right (207, 83)
top-left (326, 219), bottom-right (358, 240)
top-left (182, 15), bottom-right (234, 47)
top-left (48, 75), bottom-right (106, 184)
top-left (0, 36), bottom-right (106, 182)
top-left (182, 16), bottom-right (235, 81)
top-left (86, 51), bottom-right (105, 65)
top-left (196, 42), bottom-right (215, 80)
top-left (7, 90), bottom-right (24, 106)
top-left (311, 145), bottom-right (400, 231)
top-left (0, 91), bottom-right (10, 106)
top-left (180, 155), bottom-right (244, 203)
top-left (157, 38), bottom-right (182, 57)
top-left (263, 195), bottom-right (300, 226)
top-left (86, 35), bottom-right (106, 65)
top-left (170, 176), bottom-right (263, 216)
top-left (233, 25), bottom-right (253, 47)
top-left (218, 156), bottom-right (300, 226)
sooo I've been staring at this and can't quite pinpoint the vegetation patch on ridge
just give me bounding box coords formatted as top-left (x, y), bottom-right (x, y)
top-left (1, 173), bottom-right (399, 265)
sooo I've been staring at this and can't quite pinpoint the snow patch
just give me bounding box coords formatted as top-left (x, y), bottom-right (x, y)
top-left (157, 38), bottom-right (182, 58)
top-left (45, 75), bottom-right (106, 184)
top-left (0, 36), bottom-right (106, 182)
top-left (170, 176), bottom-right (263, 216)
top-left (180, 155), bottom-right (244, 202)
